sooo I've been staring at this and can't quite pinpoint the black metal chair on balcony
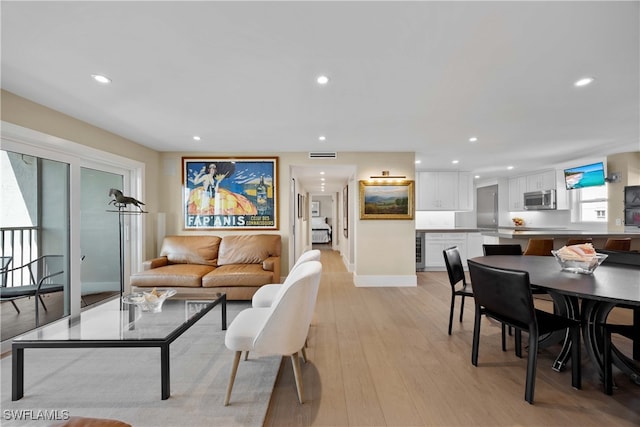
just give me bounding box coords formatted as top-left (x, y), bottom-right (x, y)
top-left (0, 255), bottom-right (64, 326)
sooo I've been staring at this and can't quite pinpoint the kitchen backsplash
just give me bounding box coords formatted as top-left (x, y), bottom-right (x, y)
top-left (416, 207), bottom-right (609, 231)
top-left (415, 211), bottom-right (455, 229)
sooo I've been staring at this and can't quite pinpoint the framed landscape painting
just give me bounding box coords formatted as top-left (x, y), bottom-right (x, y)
top-left (182, 157), bottom-right (278, 229)
top-left (359, 180), bottom-right (414, 220)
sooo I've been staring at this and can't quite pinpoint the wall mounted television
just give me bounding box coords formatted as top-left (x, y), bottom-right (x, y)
top-left (563, 162), bottom-right (606, 190)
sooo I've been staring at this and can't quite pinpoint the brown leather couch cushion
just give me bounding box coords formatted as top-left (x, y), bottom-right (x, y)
top-left (160, 235), bottom-right (221, 266)
top-left (130, 264), bottom-right (215, 288)
top-left (203, 264), bottom-right (275, 287)
top-left (217, 234), bottom-right (281, 265)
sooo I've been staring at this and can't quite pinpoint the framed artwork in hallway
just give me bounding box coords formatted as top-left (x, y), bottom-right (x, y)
top-left (359, 180), bottom-right (414, 220)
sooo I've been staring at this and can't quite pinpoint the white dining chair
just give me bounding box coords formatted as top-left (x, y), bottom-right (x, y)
top-left (224, 260), bottom-right (322, 406)
top-left (251, 249), bottom-right (320, 308)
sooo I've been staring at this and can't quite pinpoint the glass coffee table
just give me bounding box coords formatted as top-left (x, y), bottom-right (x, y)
top-left (12, 292), bottom-right (226, 401)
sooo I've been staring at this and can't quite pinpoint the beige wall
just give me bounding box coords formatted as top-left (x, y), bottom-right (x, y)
top-left (1, 90), bottom-right (161, 259)
top-left (2, 90), bottom-right (417, 282)
top-left (159, 152), bottom-right (417, 280)
top-left (607, 151), bottom-right (640, 231)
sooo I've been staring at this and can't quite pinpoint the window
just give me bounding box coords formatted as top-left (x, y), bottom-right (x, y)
top-left (570, 184), bottom-right (608, 223)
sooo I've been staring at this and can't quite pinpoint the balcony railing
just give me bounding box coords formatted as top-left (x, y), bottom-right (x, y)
top-left (1, 226), bottom-right (39, 286)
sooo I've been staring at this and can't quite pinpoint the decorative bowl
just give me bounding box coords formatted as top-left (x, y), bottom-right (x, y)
top-left (551, 251), bottom-right (608, 275)
top-left (122, 288), bottom-right (176, 313)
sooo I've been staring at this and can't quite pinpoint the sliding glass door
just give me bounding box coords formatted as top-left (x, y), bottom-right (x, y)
top-left (1, 150), bottom-right (70, 341)
top-left (80, 167), bottom-right (123, 306)
top-left (1, 123), bottom-right (144, 350)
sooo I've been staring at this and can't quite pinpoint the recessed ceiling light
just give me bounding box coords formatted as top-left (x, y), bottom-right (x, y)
top-left (574, 77), bottom-right (595, 87)
top-left (318, 135), bottom-right (326, 141)
top-left (320, 171), bottom-right (325, 175)
top-left (193, 136), bottom-right (201, 141)
top-left (316, 75), bottom-right (329, 85)
top-left (415, 160), bottom-right (421, 164)
top-left (474, 175), bottom-right (480, 179)
top-left (91, 74), bottom-right (111, 84)
top-left (469, 137), bottom-right (478, 143)
top-left (321, 178), bottom-right (325, 181)
top-left (452, 160), bottom-right (459, 164)
top-left (507, 166), bottom-right (514, 170)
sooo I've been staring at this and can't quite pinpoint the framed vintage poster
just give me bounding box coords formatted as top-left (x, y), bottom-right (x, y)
top-left (182, 157), bottom-right (278, 229)
top-left (359, 180), bottom-right (414, 220)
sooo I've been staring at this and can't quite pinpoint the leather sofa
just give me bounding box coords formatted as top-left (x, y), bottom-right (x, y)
top-left (130, 234), bottom-right (281, 300)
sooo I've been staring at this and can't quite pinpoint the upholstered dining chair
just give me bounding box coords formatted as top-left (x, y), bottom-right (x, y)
top-left (224, 261), bottom-right (322, 406)
top-left (482, 244), bottom-right (522, 256)
top-left (468, 259), bottom-right (581, 404)
top-left (523, 238), bottom-right (554, 256)
top-left (602, 322), bottom-right (639, 395)
top-left (604, 238), bottom-right (632, 251)
top-left (566, 237), bottom-right (593, 246)
top-left (252, 249), bottom-right (321, 308)
top-left (482, 243), bottom-right (524, 349)
top-left (442, 246), bottom-right (473, 335)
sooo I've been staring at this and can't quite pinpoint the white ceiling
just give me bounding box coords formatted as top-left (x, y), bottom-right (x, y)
top-left (2, 1), bottom-right (639, 194)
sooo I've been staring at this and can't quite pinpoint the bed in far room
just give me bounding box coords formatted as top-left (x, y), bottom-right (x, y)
top-left (311, 216), bottom-right (332, 244)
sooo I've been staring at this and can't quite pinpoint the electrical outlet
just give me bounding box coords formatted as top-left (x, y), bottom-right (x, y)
top-left (615, 218), bottom-right (622, 226)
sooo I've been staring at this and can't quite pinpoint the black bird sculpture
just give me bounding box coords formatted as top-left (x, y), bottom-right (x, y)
top-left (108, 189), bottom-right (146, 211)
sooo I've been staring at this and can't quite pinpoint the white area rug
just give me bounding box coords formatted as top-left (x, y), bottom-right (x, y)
top-left (0, 302), bottom-right (280, 426)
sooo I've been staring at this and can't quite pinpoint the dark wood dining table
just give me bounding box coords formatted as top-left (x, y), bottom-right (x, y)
top-left (469, 255), bottom-right (640, 386)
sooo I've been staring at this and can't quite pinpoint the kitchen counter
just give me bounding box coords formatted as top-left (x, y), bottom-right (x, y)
top-left (416, 228), bottom-right (494, 233)
top-left (480, 228), bottom-right (640, 251)
top-left (483, 229), bottom-right (640, 239)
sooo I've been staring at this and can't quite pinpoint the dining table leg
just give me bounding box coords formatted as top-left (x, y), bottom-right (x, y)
top-left (540, 291), bottom-right (579, 372)
top-left (582, 300), bottom-right (640, 386)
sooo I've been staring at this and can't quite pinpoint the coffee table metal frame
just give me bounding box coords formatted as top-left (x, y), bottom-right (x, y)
top-left (12, 293), bottom-right (227, 401)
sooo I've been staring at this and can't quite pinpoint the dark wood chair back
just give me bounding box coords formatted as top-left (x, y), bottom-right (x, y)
top-left (604, 238), bottom-right (631, 251)
top-left (523, 238), bottom-right (554, 256)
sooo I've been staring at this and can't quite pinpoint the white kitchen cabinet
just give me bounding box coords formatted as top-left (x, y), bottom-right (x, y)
top-left (416, 171), bottom-right (473, 211)
top-left (509, 170), bottom-right (557, 211)
top-left (457, 172), bottom-right (474, 211)
top-left (466, 233), bottom-right (484, 261)
top-left (555, 169), bottom-right (570, 210)
top-left (526, 170), bottom-right (556, 192)
top-left (508, 176), bottom-right (527, 211)
top-left (423, 233), bottom-right (467, 269)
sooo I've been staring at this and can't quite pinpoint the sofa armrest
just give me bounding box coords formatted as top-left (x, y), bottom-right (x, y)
top-left (142, 256), bottom-right (169, 271)
top-left (262, 256), bottom-right (281, 282)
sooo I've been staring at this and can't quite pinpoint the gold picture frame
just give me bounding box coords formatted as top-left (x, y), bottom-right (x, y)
top-left (359, 180), bottom-right (414, 220)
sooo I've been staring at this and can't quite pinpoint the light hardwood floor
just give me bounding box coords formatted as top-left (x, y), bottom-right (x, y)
top-left (265, 249), bottom-right (640, 426)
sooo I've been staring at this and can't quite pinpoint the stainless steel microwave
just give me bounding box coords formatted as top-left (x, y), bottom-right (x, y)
top-left (524, 190), bottom-right (556, 210)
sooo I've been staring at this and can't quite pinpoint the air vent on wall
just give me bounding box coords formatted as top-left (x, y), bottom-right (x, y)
top-left (308, 152), bottom-right (337, 159)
